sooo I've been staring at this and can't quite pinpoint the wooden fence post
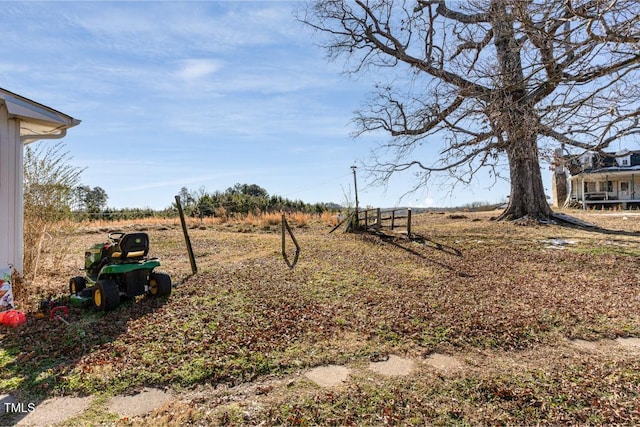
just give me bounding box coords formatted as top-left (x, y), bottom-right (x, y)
top-left (407, 208), bottom-right (412, 238)
top-left (352, 209), bottom-right (359, 232)
top-left (330, 210), bottom-right (354, 234)
top-left (376, 208), bottom-right (381, 231)
top-left (281, 214), bottom-right (300, 268)
top-left (391, 210), bottom-right (396, 230)
top-left (175, 195), bottom-right (197, 275)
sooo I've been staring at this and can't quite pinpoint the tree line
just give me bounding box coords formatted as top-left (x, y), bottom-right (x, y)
top-left (175, 184), bottom-right (342, 219)
top-left (23, 142), bottom-right (341, 223)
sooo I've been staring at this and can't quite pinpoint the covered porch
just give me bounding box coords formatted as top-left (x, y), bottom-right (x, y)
top-left (569, 169), bottom-right (640, 209)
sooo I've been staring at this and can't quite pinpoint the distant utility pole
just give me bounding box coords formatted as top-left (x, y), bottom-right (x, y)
top-left (351, 165), bottom-right (359, 212)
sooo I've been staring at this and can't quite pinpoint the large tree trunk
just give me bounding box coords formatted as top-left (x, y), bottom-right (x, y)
top-left (498, 135), bottom-right (552, 221)
top-left (491, 0), bottom-right (552, 222)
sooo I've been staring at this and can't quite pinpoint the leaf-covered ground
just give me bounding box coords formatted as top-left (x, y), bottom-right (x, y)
top-left (3, 211), bottom-right (640, 425)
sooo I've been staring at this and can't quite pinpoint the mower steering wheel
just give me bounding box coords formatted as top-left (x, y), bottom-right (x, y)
top-left (108, 231), bottom-right (125, 242)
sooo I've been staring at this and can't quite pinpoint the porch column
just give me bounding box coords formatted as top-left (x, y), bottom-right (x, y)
top-left (0, 103), bottom-right (23, 271)
top-left (582, 177), bottom-right (586, 210)
top-left (632, 174), bottom-right (635, 199)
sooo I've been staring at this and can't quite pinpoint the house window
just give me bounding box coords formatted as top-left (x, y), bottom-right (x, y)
top-left (598, 181), bottom-right (612, 192)
top-left (621, 182), bottom-right (630, 192)
top-left (623, 159), bottom-right (629, 166)
top-left (585, 182), bottom-right (596, 193)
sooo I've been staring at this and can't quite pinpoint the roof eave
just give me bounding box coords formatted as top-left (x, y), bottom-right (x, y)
top-left (0, 87), bottom-right (81, 144)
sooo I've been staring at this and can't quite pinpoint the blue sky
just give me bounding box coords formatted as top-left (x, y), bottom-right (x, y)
top-left (0, 1), bottom-right (518, 210)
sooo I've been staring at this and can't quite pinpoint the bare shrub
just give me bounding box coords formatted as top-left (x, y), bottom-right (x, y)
top-left (21, 142), bottom-right (82, 307)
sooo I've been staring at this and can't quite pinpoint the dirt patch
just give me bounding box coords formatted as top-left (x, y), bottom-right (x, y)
top-left (368, 354), bottom-right (415, 376)
top-left (15, 395), bottom-right (92, 426)
top-left (107, 387), bottom-right (172, 419)
top-left (304, 365), bottom-right (351, 387)
top-left (425, 353), bottom-right (463, 372)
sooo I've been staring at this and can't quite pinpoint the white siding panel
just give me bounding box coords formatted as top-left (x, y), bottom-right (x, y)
top-left (0, 103), bottom-right (11, 269)
top-left (11, 117), bottom-right (22, 272)
top-left (0, 103), bottom-right (23, 272)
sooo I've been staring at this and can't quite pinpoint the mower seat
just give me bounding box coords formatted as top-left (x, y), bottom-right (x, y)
top-left (110, 233), bottom-right (149, 260)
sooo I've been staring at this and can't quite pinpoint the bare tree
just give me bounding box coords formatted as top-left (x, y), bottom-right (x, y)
top-left (23, 141), bottom-right (83, 285)
top-left (301, 0), bottom-right (640, 220)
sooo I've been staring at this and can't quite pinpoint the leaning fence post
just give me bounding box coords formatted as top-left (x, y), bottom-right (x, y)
top-left (330, 210), bottom-right (353, 234)
top-left (407, 208), bottom-right (412, 238)
top-left (352, 208), bottom-right (359, 231)
top-left (376, 208), bottom-right (381, 231)
top-left (281, 214), bottom-right (300, 269)
top-left (175, 195), bottom-right (198, 275)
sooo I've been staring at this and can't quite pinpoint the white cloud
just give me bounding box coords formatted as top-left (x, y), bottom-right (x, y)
top-left (175, 59), bottom-right (223, 81)
top-left (60, 2), bottom-right (302, 58)
top-left (421, 196), bottom-right (435, 208)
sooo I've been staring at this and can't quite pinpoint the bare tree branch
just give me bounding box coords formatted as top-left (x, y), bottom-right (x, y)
top-left (416, 0), bottom-right (491, 23)
top-left (301, 0), bottom-right (640, 219)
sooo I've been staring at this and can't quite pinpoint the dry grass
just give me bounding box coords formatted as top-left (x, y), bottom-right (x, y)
top-left (5, 209), bottom-right (640, 425)
top-left (14, 211), bottom-right (338, 309)
top-left (61, 211), bottom-right (333, 230)
top-left (230, 211), bottom-right (331, 228)
top-left (15, 207), bottom-right (640, 311)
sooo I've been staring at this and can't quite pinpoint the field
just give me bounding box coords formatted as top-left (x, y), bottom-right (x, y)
top-left (3, 210), bottom-right (640, 425)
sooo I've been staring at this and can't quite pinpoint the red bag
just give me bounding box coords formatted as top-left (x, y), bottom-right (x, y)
top-left (0, 310), bottom-right (26, 327)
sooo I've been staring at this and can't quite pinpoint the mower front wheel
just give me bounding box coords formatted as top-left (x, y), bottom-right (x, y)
top-left (93, 280), bottom-right (120, 311)
top-left (69, 276), bottom-right (87, 295)
top-left (148, 271), bottom-right (172, 297)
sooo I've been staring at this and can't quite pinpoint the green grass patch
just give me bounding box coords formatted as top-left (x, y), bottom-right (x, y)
top-left (570, 245), bottom-right (640, 257)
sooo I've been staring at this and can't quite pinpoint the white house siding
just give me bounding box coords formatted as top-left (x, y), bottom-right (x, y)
top-left (0, 103), bottom-right (22, 271)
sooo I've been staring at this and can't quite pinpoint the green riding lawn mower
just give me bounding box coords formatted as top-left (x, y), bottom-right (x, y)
top-left (69, 231), bottom-right (172, 311)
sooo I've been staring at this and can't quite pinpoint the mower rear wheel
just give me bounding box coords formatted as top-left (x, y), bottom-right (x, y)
top-left (148, 271), bottom-right (172, 297)
top-left (93, 280), bottom-right (120, 311)
top-left (69, 276), bottom-right (87, 295)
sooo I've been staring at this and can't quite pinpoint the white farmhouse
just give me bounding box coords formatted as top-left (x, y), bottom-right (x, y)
top-left (552, 149), bottom-right (640, 209)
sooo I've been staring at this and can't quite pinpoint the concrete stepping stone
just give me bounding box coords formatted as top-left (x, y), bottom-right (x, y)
top-left (616, 337), bottom-right (640, 349)
top-left (304, 365), bottom-right (351, 387)
top-left (15, 395), bottom-right (92, 426)
top-left (107, 387), bottom-right (172, 419)
top-left (425, 353), bottom-right (462, 372)
top-left (368, 354), bottom-right (415, 376)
